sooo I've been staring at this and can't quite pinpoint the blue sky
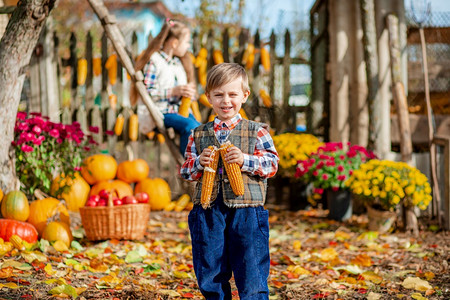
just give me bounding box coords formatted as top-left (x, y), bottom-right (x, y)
top-left (164, 0), bottom-right (449, 34)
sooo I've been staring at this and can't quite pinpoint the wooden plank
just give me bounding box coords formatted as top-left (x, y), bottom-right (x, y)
top-left (222, 28), bottom-right (229, 63)
top-left (391, 114), bottom-right (450, 144)
top-left (433, 134), bottom-right (450, 230)
top-left (387, 14), bottom-right (412, 163)
top-left (282, 29), bottom-right (292, 132)
top-left (408, 27), bottom-right (450, 44)
top-left (85, 31), bottom-right (94, 109)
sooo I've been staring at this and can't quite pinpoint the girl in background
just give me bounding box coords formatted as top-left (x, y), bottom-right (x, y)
top-left (133, 18), bottom-right (200, 154)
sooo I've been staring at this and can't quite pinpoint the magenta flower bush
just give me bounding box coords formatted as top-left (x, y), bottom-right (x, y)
top-left (295, 142), bottom-right (376, 195)
top-left (13, 112), bottom-right (98, 196)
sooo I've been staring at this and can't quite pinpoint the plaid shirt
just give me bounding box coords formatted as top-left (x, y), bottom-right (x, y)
top-left (180, 114), bottom-right (279, 181)
top-left (143, 51), bottom-right (186, 114)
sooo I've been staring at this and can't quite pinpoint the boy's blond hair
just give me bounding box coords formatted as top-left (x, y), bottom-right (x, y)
top-left (205, 63), bottom-right (250, 94)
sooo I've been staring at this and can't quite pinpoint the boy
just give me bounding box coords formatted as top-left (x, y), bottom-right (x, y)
top-left (180, 63), bottom-right (279, 299)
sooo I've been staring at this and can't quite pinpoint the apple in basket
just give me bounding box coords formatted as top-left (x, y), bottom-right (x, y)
top-left (98, 189), bottom-right (110, 200)
top-left (135, 192), bottom-right (149, 204)
top-left (113, 197), bottom-right (123, 206)
top-left (122, 195), bottom-right (138, 205)
top-left (86, 195), bottom-right (100, 207)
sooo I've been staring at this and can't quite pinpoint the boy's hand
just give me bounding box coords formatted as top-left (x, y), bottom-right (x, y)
top-left (199, 147), bottom-right (213, 167)
top-left (223, 146), bottom-right (244, 167)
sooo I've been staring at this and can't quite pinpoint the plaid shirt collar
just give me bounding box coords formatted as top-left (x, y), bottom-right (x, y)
top-left (159, 51), bottom-right (178, 65)
top-left (213, 114), bottom-right (242, 132)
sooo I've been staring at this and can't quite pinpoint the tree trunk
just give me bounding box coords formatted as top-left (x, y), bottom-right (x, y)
top-left (0, 0), bottom-right (56, 193)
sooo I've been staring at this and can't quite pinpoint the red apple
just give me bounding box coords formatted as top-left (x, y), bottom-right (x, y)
top-left (122, 195), bottom-right (138, 205)
top-left (135, 192), bottom-right (149, 204)
top-left (85, 200), bottom-right (97, 207)
top-left (88, 195), bottom-right (101, 203)
top-left (98, 189), bottom-right (110, 199)
top-left (97, 199), bottom-right (107, 207)
top-left (113, 198), bottom-right (123, 206)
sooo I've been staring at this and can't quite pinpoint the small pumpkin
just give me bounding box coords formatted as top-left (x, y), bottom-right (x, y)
top-left (51, 173), bottom-right (90, 212)
top-left (117, 146), bottom-right (149, 183)
top-left (0, 219), bottom-right (38, 243)
top-left (1, 190), bottom-right (29, 221)
top-left (135, 178), bottom-right (171, 211)
top-left (28, 197), bottom-right (70, 236)
top-left (42, 221), bottom-right (73, 248)
top-left (0, 187), bottom-right (3, 204)
top-left (81, 154), bottom-right (118, 185)
top-left (89, 179), bottom-right (133, 199)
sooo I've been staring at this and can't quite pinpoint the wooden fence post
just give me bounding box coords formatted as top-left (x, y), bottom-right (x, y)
top-left (282, 29), bottom-right (292, 132)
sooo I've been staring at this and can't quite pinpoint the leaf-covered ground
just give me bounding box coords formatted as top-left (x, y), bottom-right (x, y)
top-left (0, 207), bottom-right (449, 300)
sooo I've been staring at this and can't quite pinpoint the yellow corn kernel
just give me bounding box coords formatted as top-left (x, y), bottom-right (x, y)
top-left (179, 97), bottom-right (192, 118)
top-left (191, 100), bottom-right (202, 122)
top-left (220, 142), bottom-right (244, 196)
top-left (201, 146), bottom-right (220, 209)
top-left (10, 235), bottom-right (25, 251)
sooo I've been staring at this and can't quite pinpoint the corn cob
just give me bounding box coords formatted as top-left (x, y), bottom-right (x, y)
top-left (114, 114), bottom-right (124, 136)
top-left (179, 97), bottom-right (192, 117)
top-left (260, 47), bottom-right (271, 72)
top-left (213, 49), bottom-right (224, 65)
top-left (239, 108), bottom-right (248, 120)
top-left (191, 100), bottom-right (202, 122)
top-left (77, 58), bottom-right (88, 86)
top-left (93, 57), bottom-right (102, 76)
top-left (10, 235), bottom-right (25, 251)
top-left (164, 202), bottom-right (176, 212)
top-left (174, 194), bottom-right (191, 212)
top-left (220, 142), bottom-right (244, 196)
top-left (105, 54), bottom-right (117, 85)
top-left (146, 131), bottom-right (155, 140)
top-left (259, 89), bottom-right (272, 108)
top-left (195, 48), bottom-right (208, 67)
top-left (201, 146), bottom-right (220, 209)
top-left (208, 113), bottom-right (217, 122)
top-left (157, 133), bottom-right (165, 144)
top-left (128, 113), bottom-right (139, 141)
top-left (198, 94), bottom-right (213, 108)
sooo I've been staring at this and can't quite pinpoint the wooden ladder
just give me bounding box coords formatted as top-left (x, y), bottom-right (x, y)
top-left (86, 0), bottom-right (184, 167)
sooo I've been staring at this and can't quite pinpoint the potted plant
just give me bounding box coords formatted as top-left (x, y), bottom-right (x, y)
top-left (345, 159), bottom-right (432, 235)
top-left (296, 142), bottom-right (376, 220)
top-left (272, 133), bottom-right (323, 210)
top-left (12, 112), bottom-right (98, 198)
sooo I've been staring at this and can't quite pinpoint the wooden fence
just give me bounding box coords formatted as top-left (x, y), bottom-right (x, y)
top-left (26, 22), bottom-right (306, 196)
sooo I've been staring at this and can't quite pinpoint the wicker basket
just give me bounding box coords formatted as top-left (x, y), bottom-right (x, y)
top-left (79, 199), bottom-right (150, 241)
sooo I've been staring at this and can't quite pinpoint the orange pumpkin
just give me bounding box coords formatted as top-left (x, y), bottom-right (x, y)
top-left (0, 188), bottom-right (3, 204)
top-left (28, 197), bottom-right (70, 236)
top-left (81, 154), bottom-right (117, 185)
top-left (89, 179), bottom-right (133, 199)
top-left (1, 191), bottom-right (29, 221)
top-left (135, 178), bottom-right (171, 210)
top-left (42, 221), bottom-right (73, 247)
top-left (50, 173), bottom-right (90, 212)
top-left (0, 219), bottom-right (38, 243)
top-left (117, 148), bottom-right (149, 183)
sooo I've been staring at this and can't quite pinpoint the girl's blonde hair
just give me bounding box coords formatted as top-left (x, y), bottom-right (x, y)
top-left (205, 63), bottom-right (249, 94)
top-left (131, 19), bottom-right (194, 106)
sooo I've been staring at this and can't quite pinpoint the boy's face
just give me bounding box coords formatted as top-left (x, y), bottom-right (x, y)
top-left (207, 77), bottom-right (250, 122)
